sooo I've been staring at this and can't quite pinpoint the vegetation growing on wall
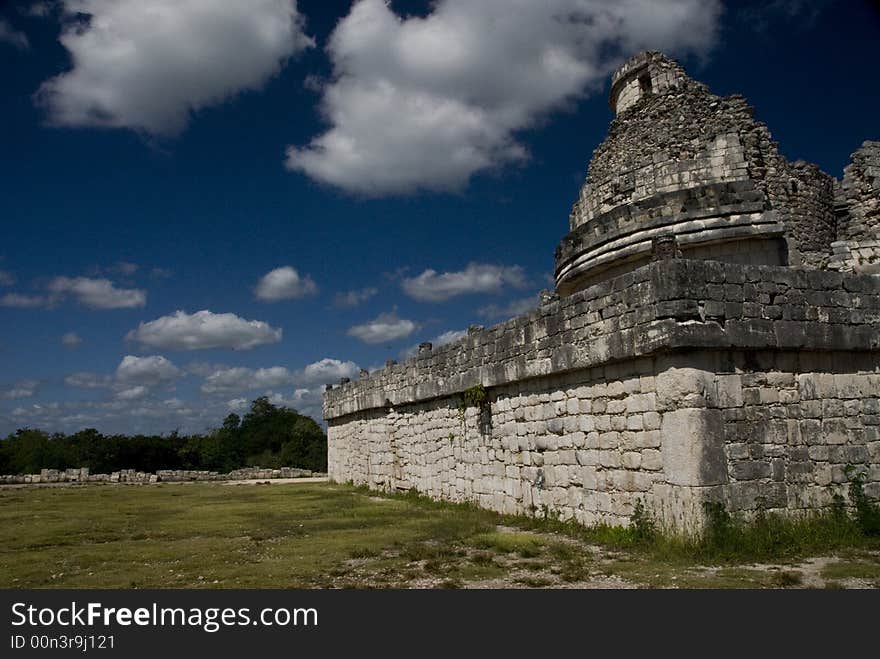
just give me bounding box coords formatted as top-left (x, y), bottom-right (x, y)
top-left (456, 383), bottom-right (489, 433)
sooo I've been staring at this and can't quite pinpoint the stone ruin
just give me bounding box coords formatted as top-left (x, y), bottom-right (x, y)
top-left (323, 52), bottom-right (880, 532)
top-left (0, 466), bottom-right (319, 485)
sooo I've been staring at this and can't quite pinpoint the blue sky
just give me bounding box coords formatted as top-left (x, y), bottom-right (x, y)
top-left (0, 0), bottom-right (877, 434)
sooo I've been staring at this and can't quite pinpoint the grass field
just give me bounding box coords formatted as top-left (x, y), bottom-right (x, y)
top-left (1, 481), bottom-right (879, 589)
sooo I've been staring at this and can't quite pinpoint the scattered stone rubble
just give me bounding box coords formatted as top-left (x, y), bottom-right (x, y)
top-left (0, 466), bottom-right (320, 485)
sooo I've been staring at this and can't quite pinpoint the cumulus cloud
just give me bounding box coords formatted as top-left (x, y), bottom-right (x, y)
top-left (0, 19), bottom-right (29, 50)
top-left (36, 0), bottom-right (313, 135)
top-left (0, 276), bottom-right (144, 309)
top-left (0, 293), bottom-right (47, 308)
top-left (66, 355), bottom-right (182, 400)
top-left (297, 358), bottom-right (360, 385)
top-left (226, 398), bottom-right (249, 413)
top-left (65, 372), bottom-right (113, 389)
top-left (264, 387), bottom-right (323, 417)
top-left (477, 295), bottom-right (539, 320)
top-left (183, 361), bottom-right (229, 377)
top-left (201, 358), bottom-right (359, 395)
top-left (115, 385), bottom-right (149, 401)
top-left (255, 266), bottom-right (317, 301)
top-left (1, 380), bottom-right (40, 399)
top-left (332, 287), bottom-right (378, 308)
top-left (46, 276), bottom-right (146, 309)
top-left (286, 0), bottom-right (722, 195)
top-left (2, 396), bottom-right (223, 437)
top-left (115, 355), bottom-right (182, 386)
top-left (127, 310), bottom-right (282, 351)
top-left (433, 329), bottom-right (468, 346)
top-left (202, 366), bottom-right (294, 395)
top-left (61, 332), bottom-right (83, 347)
top-left (402, 263), bottom-right (527, 302)
top-left (347, 311), bottom-right (418, 344)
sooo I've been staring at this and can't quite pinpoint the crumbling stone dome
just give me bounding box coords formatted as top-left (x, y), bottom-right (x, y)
top-left (555, 51), bottom-right (850, 295)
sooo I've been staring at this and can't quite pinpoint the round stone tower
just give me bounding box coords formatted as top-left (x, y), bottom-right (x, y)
top-left (555, 51), bottom-right (839, 296)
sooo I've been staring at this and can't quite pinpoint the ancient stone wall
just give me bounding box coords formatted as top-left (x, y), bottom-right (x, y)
top-left (326, 260), bottom-right (880, 531)
top-left (326, 53), bottom-right (879, 533)
top-left (767, 160), bottom-right (838, 267)
top-left (839, 141), bottom-right (880, 241)
top-left (829, 142), bottom-right (880, 275)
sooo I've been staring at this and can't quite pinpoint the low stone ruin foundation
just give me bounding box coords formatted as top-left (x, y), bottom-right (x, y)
top-left (0, 466), bottom-right (319, 485)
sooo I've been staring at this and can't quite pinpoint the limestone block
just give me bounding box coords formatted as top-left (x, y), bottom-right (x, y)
top-left (715, 375), bottom-right (743, 408)
top-left (661, 408), bottom-right (727, 486)
top-left (655, 367), bottom-right (715, 410)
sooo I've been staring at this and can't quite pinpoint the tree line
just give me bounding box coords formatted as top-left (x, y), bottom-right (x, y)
top-left (0, 397), bottom-right (327, 475)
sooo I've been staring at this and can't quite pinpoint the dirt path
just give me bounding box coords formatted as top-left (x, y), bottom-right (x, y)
top-left (321, 524), bottom-right (880, 589)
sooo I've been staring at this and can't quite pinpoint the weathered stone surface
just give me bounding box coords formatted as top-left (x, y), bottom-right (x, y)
top-left (661, 409), bottom-right (726, 486)
top-left (325, 51), bottom-right (880, 533)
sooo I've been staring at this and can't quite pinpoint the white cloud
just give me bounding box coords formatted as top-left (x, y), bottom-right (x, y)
top-left (402, 263), bottom-right (527, 302)
top-left (127, 310), bottom-right (282, 351)
top-left (115, 385), bottom-right (149, 401)
top-left (226, 398), bottom-right (249, 413)
top-left (201, 366), bottom-right (294, 395)
top-left (0, 293), bottom-right (47, 308)
top-left (1, 380), bottom-right (39, 399)
top-left (298, 358), bottom-right (360, 385)
top-left (46, 276), bottom-right (146, 309)
top-left (0, 395), bottom-right (234, 437)
top-left (183, 361), bottom-right (229, 377)
top-left (201, 358), bottom-right (359, 395)
top-left (347, 311), bottom-right (418, 344)
top-left (0, 276), bottom-right (144, 309)
top-left (61, 331), bottom-right (83, 347)
top-left (333, 287), bottom-right (378, 308)
top-left (477, 295), bottom-right (539, 320)
top-left (65, 355), bottom-right (182, 399)
top-left (0, 270), bottom-right (15, 286)
top-left (36, 0), bottom-right (313, 135)
top-left (255, 266), bottom-right (317, 301)
top-left (115, 355), bottom-right (182, 386)
top-left (0, 19), bottom-right (29, 50)
top-left (65, 372), bottom-right (113, 389)
top-left (286, 0), bottom-right (722, 195)
top-left (433, 329), bottom-right (468, 346)
top-left (263, 387), bottom-right (323, 419)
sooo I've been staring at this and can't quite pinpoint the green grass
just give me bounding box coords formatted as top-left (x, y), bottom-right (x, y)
top-left (0, 482), bottom-right (504, 588)
top-left (469, 531), bottom-right (543, 557)
top-left (821, 559), bottom-right (880, 581)
top-left (505, 502), bottom-right (880, 566)
top-left (1, 482), bottom-right (878, 589)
